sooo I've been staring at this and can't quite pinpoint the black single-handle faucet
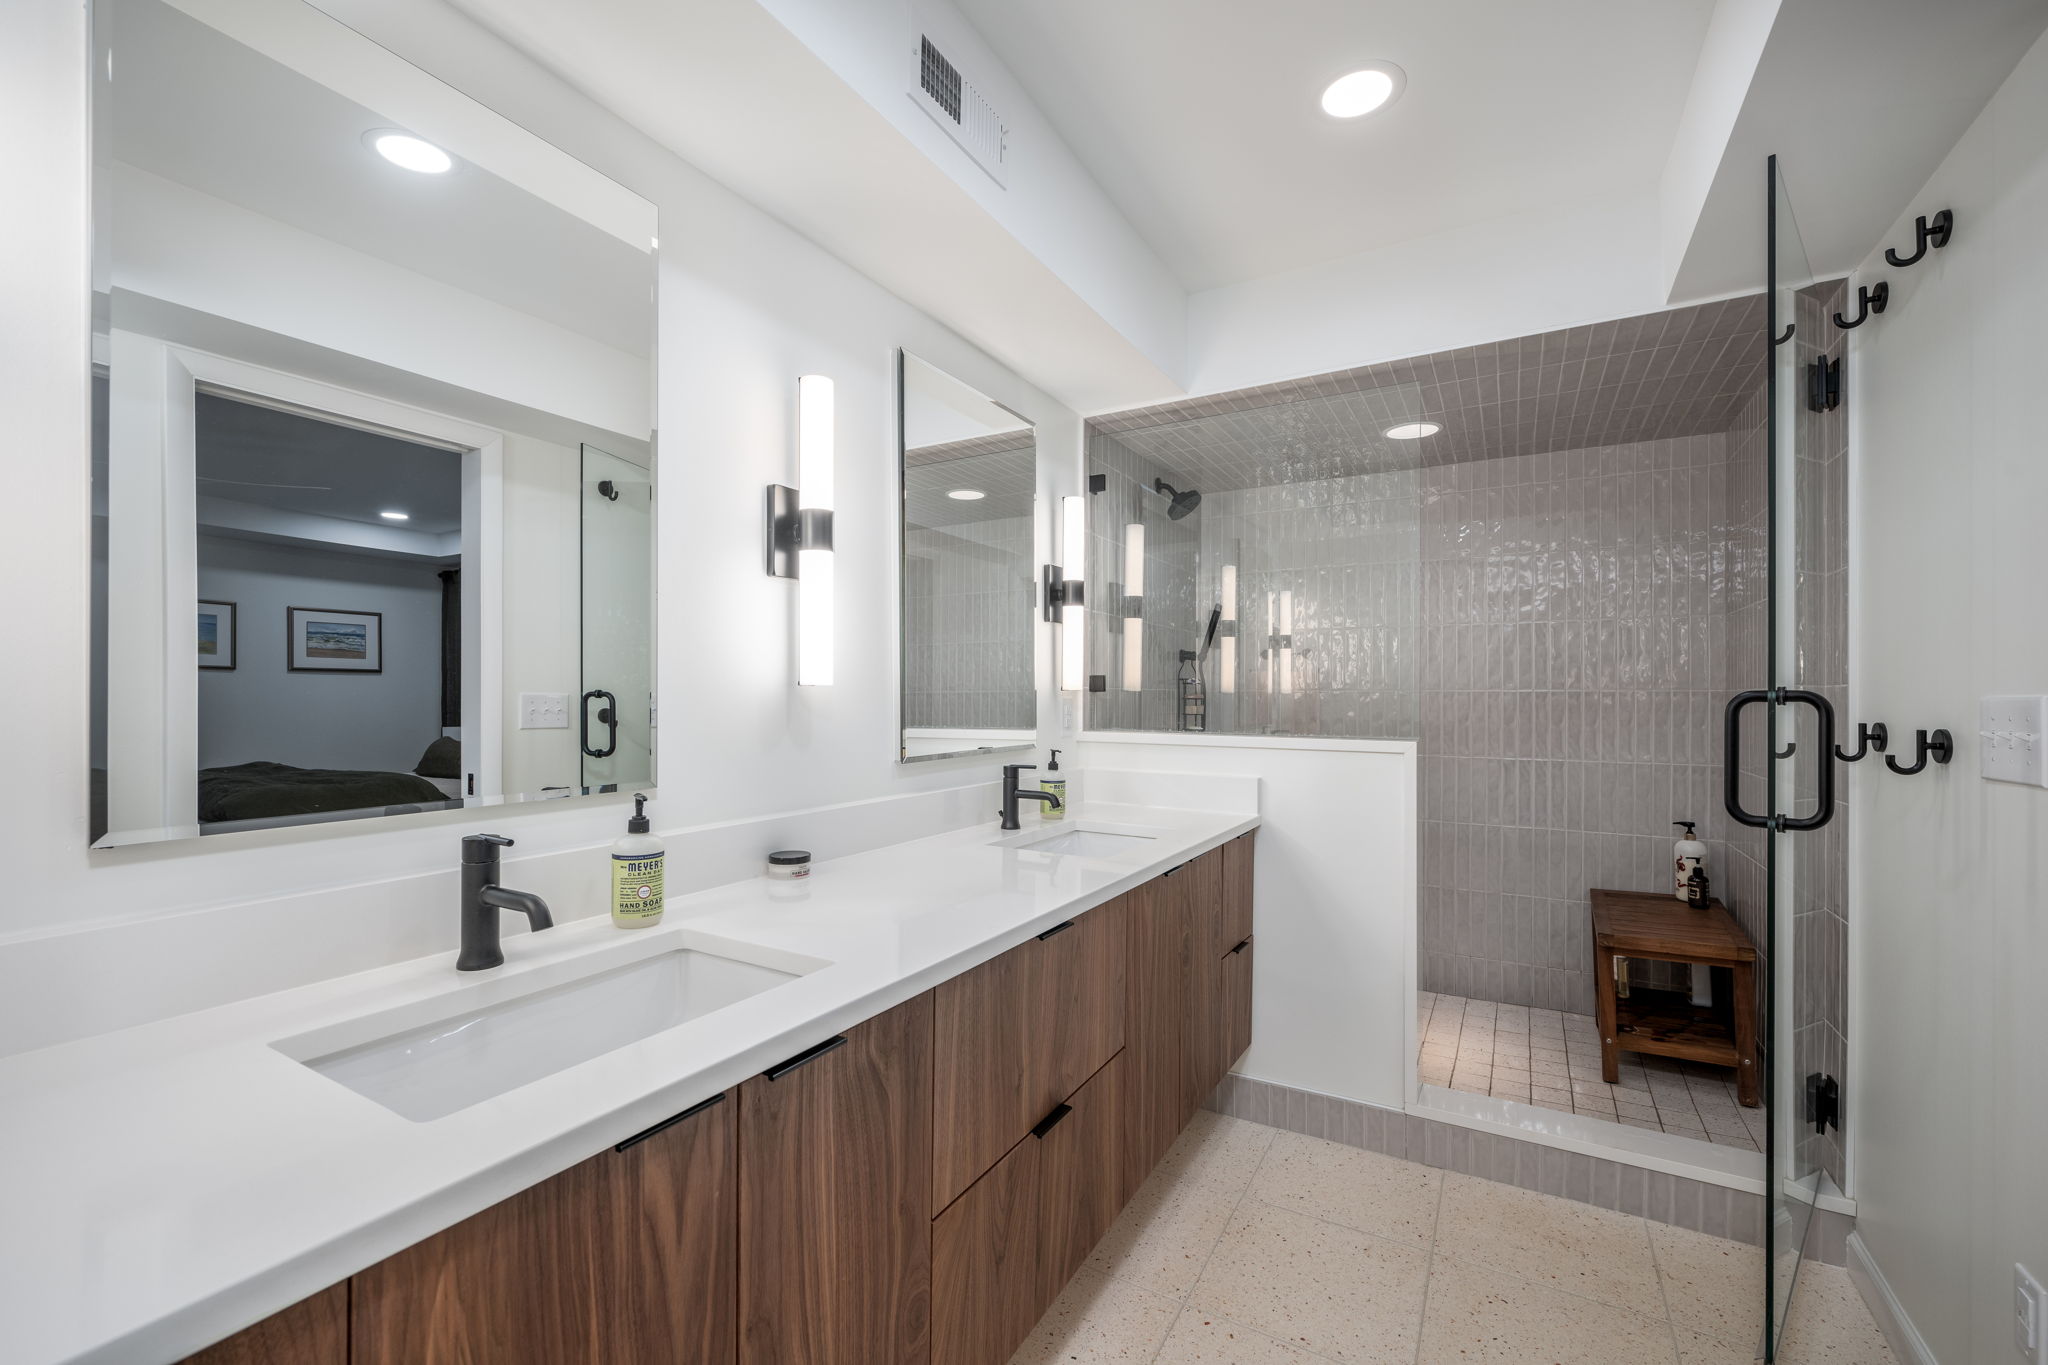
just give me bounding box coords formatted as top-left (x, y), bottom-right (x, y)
top-left (458, 834), bottom-right (555, 971)
top-left (999, 763), bottom-right (1062, 831)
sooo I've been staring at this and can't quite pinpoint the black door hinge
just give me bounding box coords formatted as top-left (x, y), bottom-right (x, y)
top-left (1805, 1072), bottom-right (1840, 1136)
top-left (1806, 354), bottom-right (1841, 412)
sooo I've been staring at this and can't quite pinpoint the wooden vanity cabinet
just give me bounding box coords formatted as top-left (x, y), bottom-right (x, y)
top-left (932, 897), bottom-right (1125, 1210)
top-left (179, 1283), bottom-right (347, 1365)
top-left (931, 1054), bottom-right (1125, 1365)
top-left (1220, 830), bottom-right (1255, 952)
top-left (350, 1089), bottom-right (736, 1365)
top-left (177, 836), bottom-right (1255, 1365)
top-left (737, 994), bottom-right (933, 1365)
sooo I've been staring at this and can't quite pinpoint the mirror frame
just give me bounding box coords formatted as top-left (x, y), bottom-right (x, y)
top-left (86, 0), bottom-right (660, 845)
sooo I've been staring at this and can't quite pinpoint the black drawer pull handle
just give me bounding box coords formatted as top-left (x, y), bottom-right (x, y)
top-left (1036, 919), bottom-right (1075, 941)
top-left (1229, 937), bottom-right (1251, 955)
top-left (763, 1035), bottom-right (848, 1081)
top-left (1030, 1103), bottom-right (1073, 1139)
top-left (615, 1091), bottom-right (724, 1152)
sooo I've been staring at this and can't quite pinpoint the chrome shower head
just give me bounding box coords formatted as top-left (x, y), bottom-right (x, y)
top-left (1153, 478), bottom-right (1202, 520)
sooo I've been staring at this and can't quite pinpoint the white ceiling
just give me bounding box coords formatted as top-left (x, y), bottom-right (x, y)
top-left (110, 0), bottom-right (652, 357)
top-left (196, 392), bottom-right (463, 534)
top-left (953, 0), bottom-right (1716, 290)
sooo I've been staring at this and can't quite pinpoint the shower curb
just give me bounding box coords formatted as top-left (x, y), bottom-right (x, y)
top-left (1207, 1072), bottom-right (1852, 1261)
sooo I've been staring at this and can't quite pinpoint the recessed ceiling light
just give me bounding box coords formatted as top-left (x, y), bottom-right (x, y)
top-left (379, 509), bottom-right (411, 521)
top-left (1321, 64), bottom-right (1405, 119)
top-left (366, 131), bottom-right (453, 175)
top-left (946, 488), bottom-right (987, 501)
top-left (1384, 421), bottom-right (1440, 440)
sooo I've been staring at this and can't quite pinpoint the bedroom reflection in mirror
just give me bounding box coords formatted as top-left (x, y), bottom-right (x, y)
top-left (86, 0), bottom-right (656, 845)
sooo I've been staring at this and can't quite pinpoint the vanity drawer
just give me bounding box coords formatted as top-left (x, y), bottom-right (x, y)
top-left (1220, 831), bottom-right (1255, 954)
top-left (932, 894), bottom-right (1126, 1211)
top-left (932, 1053), bottom-right (1125, 1365)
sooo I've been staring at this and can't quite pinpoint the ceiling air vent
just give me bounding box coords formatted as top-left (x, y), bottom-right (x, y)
top-left (908, 30), bottom-right (1007, 187)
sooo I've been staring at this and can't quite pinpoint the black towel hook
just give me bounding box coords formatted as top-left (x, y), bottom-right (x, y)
top-left (1834, 721), bottom-right (1889, 762)
top-left (1884, 209), bottom-right (1954, 268)
top-left (1884, 728), bottom-right (1953, 776)
top-left (1773, 323), bottom-right (1796, 345)
top-left (1833, 281), bottom-right (1889, 329)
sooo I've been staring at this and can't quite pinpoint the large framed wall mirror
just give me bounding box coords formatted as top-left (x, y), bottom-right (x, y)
top-left (897, 354), bottom-right (1037, 762)
top-left (88, 0), bottom-right (657, 845)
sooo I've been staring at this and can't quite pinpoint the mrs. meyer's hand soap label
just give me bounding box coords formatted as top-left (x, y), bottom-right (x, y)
top-left (612, 853), bottom-right (665, 923)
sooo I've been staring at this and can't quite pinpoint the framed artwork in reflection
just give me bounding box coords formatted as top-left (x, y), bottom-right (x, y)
top-left (287, 606), bottom-right (383, 673)
top-left (197, 600), bottom-right (237, 670)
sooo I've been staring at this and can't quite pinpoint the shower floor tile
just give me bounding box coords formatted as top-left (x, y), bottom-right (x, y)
top-left (1418, 992), bottom-right (1757, 1149)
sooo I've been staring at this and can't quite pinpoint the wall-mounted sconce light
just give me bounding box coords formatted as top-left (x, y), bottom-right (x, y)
top-left (1121, 522), bottom-right (1145, 692)
top-left (1218, 563), bottom-right (1237, 694)
top-left (765, 374), bottom-right (835, 686)
top-left (1044, 495), bottom-right (1088, 691)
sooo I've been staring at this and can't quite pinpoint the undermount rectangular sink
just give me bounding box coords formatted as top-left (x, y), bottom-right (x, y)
top-left (282, 946), bottom-right (804, 1122)
top-left (998, 825), bottom-right (1159, 858)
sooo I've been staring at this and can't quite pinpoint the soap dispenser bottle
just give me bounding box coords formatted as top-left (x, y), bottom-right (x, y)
top-left (1041, 750), bottom-right (1068, 821)
top-left (611, 793), bottom-right (665, 928)
top-left (1673, 821), bottom-right (1706, 901)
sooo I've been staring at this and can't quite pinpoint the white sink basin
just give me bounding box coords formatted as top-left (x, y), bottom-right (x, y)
top-left (996, 824), bottom-right (1160, 858)
top-left (281, 945), bottom-right (805, 1121)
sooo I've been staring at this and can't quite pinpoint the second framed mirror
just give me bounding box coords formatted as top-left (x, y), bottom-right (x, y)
top-left (897, 353), bottom-right (1037, 763)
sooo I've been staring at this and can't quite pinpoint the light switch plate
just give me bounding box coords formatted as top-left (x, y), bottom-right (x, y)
top-left (1979, 696), bottom-right (2047, 786)
top-left (519, 692), bottom-right (570, 730)
top-left (2017, 1263), bottom-right (2045, 1362)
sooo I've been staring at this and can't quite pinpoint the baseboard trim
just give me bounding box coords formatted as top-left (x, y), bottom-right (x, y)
top-left (1845, 1231), bottom-right (1939, 1365)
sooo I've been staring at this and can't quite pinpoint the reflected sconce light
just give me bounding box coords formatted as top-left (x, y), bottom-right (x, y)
top-left (766, 375), bottom-right (835, 686)
top-left (1044, 495), bottom-right (1087, 692)
top-left (1121, 523), bottom-right (1145, 692)
top-left (1218, 564), bottom-right (1237, 694)
top-left (1277, 588), bottom-right (1295, 696)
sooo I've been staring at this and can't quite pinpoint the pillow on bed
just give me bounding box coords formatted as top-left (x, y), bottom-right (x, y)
top-left (415, 736), bottom-right (462, 779)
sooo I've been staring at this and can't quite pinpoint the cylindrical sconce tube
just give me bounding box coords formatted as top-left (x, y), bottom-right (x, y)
top-left (796, 375), bottom-right (834, 686)
top-left (1060, 495), bottom-right (1086, 692)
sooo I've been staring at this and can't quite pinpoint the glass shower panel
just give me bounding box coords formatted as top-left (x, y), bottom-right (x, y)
top-left (579, 443), bottom-right (653, 792)
top-left (1085, 385), bottom-right (1424, 739)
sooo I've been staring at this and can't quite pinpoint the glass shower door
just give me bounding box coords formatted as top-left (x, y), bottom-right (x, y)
top-left (579, 443), bottom-right (654, 792)
top-left (1751, 155), bottom-right (1843, 1360)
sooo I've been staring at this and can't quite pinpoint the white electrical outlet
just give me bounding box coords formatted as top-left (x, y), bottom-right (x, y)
top-left (1980, 696), bottom-right (2048, 786)
top-left (2018, 1264), bottom-right (2045, 1362)
top-left (518, 692), bottom-right (570, 730)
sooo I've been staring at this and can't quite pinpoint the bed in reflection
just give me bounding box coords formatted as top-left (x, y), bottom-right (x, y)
top-left (196, 760), bottom-right (459, 832)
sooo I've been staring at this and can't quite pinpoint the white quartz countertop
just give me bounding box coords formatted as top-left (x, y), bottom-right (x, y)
top-left (0, 802), bottom-right (1256, 1365)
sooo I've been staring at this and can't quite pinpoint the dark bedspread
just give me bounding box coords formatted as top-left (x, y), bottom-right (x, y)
top-left (198, 761), bottom-right (452, 823)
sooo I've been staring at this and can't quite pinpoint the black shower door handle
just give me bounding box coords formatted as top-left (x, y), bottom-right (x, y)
top-left (1723, 688), bottom-right (1838, 832)
top-left (581, 688), bottom-right (618, 759)
top-left (1779, 690), bottom-right (1836, 831)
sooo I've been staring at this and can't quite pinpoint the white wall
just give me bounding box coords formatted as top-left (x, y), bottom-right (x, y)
top-left (0, 0), bottom-right (1082, 1049)
top-left (1076, 736), bottom-right (1418, 1111)
top-left (498, 431), bottom-right (583, 797)
top-left (1848, 24), bottom-right (2048, 1363)
top-left (751, 0), bottom-right (1187, 384)
top-left (1181, 191), bottom-right (1679, 401)
top-left (110, 163), bottom-right (649, 441)
top-left (196, 536), bottom-right (444, 774)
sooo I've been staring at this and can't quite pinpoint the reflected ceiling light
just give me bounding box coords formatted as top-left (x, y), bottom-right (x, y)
top-left (946, 488), bottom-right (986, 500)
top-left (378, 509), bottom-right (410, 521)
top-left (1320, 64), bottom-right (1404, 119)
top-left (367, 130), bottom-right (453, 174)
top-left (1384, 420), bottom-right (1441, 440)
